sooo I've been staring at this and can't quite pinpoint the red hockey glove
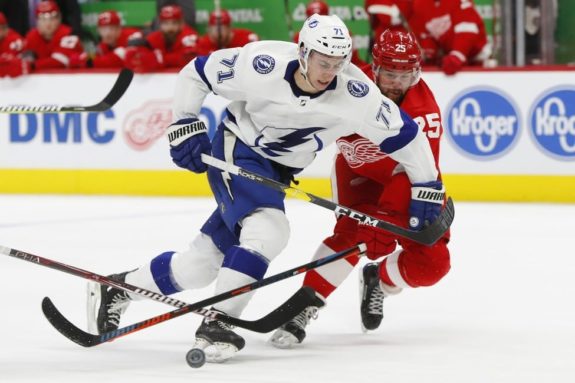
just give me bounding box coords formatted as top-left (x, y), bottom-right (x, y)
top-left (124, 46), bottom-right (162, 73)
top-left (0, 57), bottom-right (33, 78)
top-left (69, 52), bottom-right (92, 68)
top-left (356, 222), bottom-right (397, 260)
top-left (441, 52), bottom-right (466, 75)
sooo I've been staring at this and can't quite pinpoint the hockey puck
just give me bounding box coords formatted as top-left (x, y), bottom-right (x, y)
top-left (186, 348), bottom-right (206, 368)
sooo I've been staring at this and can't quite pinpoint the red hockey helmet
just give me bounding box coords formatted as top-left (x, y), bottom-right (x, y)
top-left (159, 5), bottom-right (183, 21)
top-left (36, 1), bottom-right (60, 18)
top-left (209, 9), bottom-right (232, 26)
top-left (372, 28), bottom-right (421, 72)
top-left (98, 10), bottom-right (121, 27)
top-left (306, 1), bottom-right (329, 17)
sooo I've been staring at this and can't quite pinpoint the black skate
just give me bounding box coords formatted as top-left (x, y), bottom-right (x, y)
top-left (192, 310), bottom-right (245, 363)
top-left (360, 262), bottom-right (385, 331)
top-left (87, 272), bottom-right (131, 334)
top-left (269, 289), bottom-right (325, 349)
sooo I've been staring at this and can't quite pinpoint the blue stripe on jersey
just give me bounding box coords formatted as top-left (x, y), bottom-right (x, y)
top-left (150, 251), bottom-right (181, 295)
top-left (225, 108), bottom-right (237, 125)
top-left (194, 56), bottom-right (213, 92)
top-left (379, 108), bottom-right (418, 154)
top-left (222, 246), bottom-right (269, 280)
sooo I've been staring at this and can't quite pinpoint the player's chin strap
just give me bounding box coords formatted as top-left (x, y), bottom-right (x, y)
top-left (298, 57), bottom-right (319, 92)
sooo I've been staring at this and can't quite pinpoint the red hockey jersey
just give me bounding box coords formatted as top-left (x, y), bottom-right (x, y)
top-left (365, 0), bottom-right (489, 64)
top-left (336, 69), bottom-right (442, 184)
top-left (196, 28), bottom-right (258, 56)
top-left (24, 24), bottom-right (83, 69)
top-left (0, 29), bottom-right (25, 57)
top-left (146, 25), bottom-right (199, 68)
top-left (93, 28), bottom-right (143, 68)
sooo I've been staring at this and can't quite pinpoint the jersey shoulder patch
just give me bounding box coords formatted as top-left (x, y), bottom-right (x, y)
top-left (252, 54), bottom-right (276, 74)
top-left (347, 80), bottom-right (370, 98)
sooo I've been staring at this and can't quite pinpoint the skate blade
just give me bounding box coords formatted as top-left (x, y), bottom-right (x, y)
top-left (358, 268), bottom-right (369, 334)
top-left (269, 329), bottom-right (299, 349)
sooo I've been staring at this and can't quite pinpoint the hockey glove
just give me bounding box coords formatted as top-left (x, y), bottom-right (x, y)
top-left (167, 118), bottom-right (211, 173)
top-left (408, 181), bottom-right (445, 231)
top-left (356, 222), bottom-right (398, 260)
top-left (441, 51), bottom-right (465, 75)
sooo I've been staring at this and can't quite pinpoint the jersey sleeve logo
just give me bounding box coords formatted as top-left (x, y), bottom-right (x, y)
top-left (253, 55), bottom-right (276, 74)
top-left (347, 80), bottom-right (370, 98)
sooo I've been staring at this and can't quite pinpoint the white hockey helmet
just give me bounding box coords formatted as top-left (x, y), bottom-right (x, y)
top-left (298, 14), bottom-right (353, 76)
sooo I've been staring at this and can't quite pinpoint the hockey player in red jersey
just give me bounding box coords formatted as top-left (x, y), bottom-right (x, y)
top-left (24, 1), bottom-right (83, 70)
top-left (0, 2), bottom-right (82, 77)
top-left (293, 1), bottom-right (366, 67)
top-left (270, 28), bottom-right (451, 347)
top-left (0, 12), bottom-right (24, 57)
top-left (125, 5), bottom-right (198, 72)
top-left (195, 9), bottom-right (259, 56)
top-left (0, 12), bottom-right (25, 77)
top-left (365, 0), bottom-right (491, 75)
top-left (91, 10), bottom-right (142, 68)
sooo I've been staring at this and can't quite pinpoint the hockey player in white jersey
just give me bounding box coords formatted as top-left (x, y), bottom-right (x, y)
top-left (87, 14), bottom-right (445, 363)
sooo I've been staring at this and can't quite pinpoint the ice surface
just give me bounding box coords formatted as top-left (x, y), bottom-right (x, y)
top-left (1, 195), bottom-right (574, 382)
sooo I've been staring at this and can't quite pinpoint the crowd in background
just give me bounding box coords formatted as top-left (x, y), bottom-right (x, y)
top-left (0, 0), bottom-right (493, 78)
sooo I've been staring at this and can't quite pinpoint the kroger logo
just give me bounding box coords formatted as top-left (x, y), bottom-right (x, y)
top-left (529, 88), bottom-right (575, 160)
top-left (446, 88), bottom-right (520, 159)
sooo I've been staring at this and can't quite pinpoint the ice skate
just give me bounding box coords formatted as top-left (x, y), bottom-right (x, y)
top-left (193, 310), bottom-right (245, 363)
top-left (87, 271), bottom-right (131, 334)
top-left (359, 262), bottom-right (387, 332)
top-left (269, 290), bottom-right (325, 349)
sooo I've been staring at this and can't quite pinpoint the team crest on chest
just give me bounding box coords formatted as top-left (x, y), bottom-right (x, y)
top-left (337, 138), bottom-right (388, 168)
top-left (347, 80), bottom-right (370, 97)
top-left (253, 55), bottom-right (276, 74)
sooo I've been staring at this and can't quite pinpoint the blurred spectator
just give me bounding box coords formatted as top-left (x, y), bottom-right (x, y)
top-left (0, 11), bottom-right (25, 58)
top-left (124, 5), bottom-right (198, 73)
top-left (294, 1), bottom-right (366, 67)
top-left (91, 10), bottom-right (142, 68)
top-left (0, 1), bottom-right (82, 77)
top-left (154, 0), bottom-right (195, 29)
top-left (0, 0), bottom-right (82, 38)
top-left (365, 0), bottom-right (491, 75)
top-left (195, 9), bottom-right (259, 55)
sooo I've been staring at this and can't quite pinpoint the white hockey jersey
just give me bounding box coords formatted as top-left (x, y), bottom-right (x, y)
top-left (173, 40), bottom-right (437, 183)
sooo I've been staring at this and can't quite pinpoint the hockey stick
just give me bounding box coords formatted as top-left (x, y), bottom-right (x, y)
top-left (0, 68), bottom-right (133, 114)
top-left (202, 154), bottom-right (454, 246)
top-left (0, 244), bottom-right (365, 347)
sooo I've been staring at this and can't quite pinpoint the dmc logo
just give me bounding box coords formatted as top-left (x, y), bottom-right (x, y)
top-left (529, 88), bottom-right (575, 160)
top-left (446, 88), bottom-right (520, 159)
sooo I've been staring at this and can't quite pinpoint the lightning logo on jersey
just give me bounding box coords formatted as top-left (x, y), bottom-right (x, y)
top-left (255, 127), bottom-right (325, 157)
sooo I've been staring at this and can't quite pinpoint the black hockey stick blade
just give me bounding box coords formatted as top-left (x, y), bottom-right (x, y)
top-left (202, 154), bottom-right (454, 246)
top-left (41, 287), bottom-right (316, 347)
top-left (63, 68), bottom-right (133, 112)
top-left (0, 69), bottom-right (133, 114)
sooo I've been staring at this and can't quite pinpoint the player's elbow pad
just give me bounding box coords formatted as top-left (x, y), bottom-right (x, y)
top-left (378, 111), bottom-right (418, 154)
